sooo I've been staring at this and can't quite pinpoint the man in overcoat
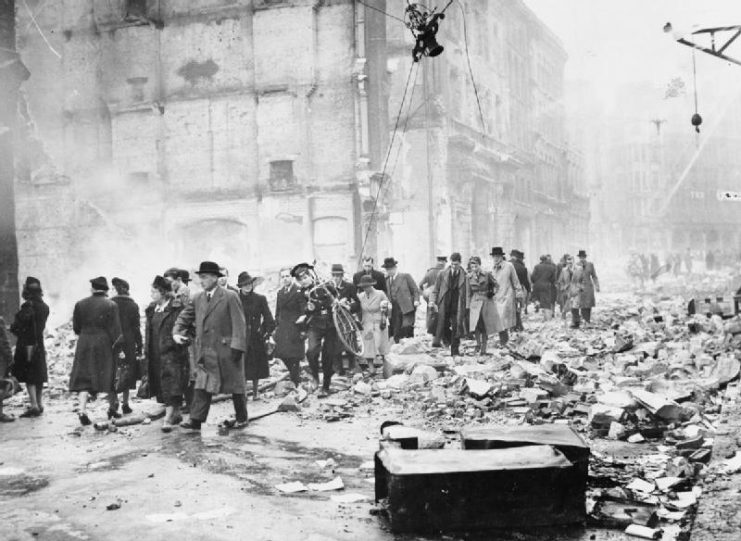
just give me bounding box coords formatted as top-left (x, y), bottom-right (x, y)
top-left (173, 261), bottom-right (247, 430)
top-left (419, 256), bottom-right (447, 338)
top-left (576, 250), bottom-right (600, 324)
top-left (111, 277), bottom-right (142, 414)
top-left (531, 255), bottom-right (557, 320)
top-left (237, 271), bottom-right (275, 400)
top-left (429, 252), bottom-right (468, 355)
top-left (490, 247), bottom-right (523, 346)
top-left (382, 257), bottom-right (421, 342)
top-left (510, 250), bottom-right (530, 330)
top-left (352, 257), bottom-right (388, 296)
top-left (274, 267), bottom-right (307, 386)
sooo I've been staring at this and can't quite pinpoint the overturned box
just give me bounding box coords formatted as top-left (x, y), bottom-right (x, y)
top-left (460, 424), bottom-right (590, 484)
top-left (375, 445), bottom-right (585, 533)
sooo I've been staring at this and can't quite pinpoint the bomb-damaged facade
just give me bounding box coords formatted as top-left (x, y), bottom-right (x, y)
top-left (14, 0), bottom-right (587, 305)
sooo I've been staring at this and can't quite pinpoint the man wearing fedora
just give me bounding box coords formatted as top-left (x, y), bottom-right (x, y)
top-left (274, 266), bottom-right (308, 387)
top-left (382, 257), bottom-right (421, 342)
top-left (69, 277), bottom-right (123, 425)
top-left (164, 267), bottom-right (191, 305)
top-left (173, 261), bottom-right (248, 430)
top-left (429, 253), bottom-right (468, 355)
top-left (237, 271), bottom-right (275, 400)
top-left (489, 247), bottom-right (524, 346)
top-left (577, 250), bottom-right (600, 325)
top-left (330, 264), bottom-right (360, 376)
top-left (509, 250), bottom-right (531, 331)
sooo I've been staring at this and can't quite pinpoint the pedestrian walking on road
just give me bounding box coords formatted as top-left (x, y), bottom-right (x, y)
top-left (577, 250), bottom-right (600, 324)
top-left (173, 261), bottom-right (248, 431)
top-left (419, 256), bottom-right (447, 338)
top-left (382, 258), bottom-right (421, 343)
top-left (489, 247), bottom-right (523, 346)
top-left (9, 277), bottom-right (49, 418)
top-left (273, 267), bottom-right (307, 387)
top-left (69, 277), bottom-right (123, 426)
top-left (111, 277), bottom-right (143, 416)
top-left (466, 256), bottom-right (497, 355)
top-left (429, 252), bottom-right (468, 356)
top-left (358, 274), bottom-right (391, 374)
top-left (237, 272), bottom-right (275, 400)
top-left (144, 276), bottom-right (189, 432)
top-left (510, 250), bottom-right (530, 330)
top-left (531, 255), bottom-right (557, 320)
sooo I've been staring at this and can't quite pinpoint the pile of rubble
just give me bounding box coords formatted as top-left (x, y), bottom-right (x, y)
top-left (292, 293), bottom-right (741, 539)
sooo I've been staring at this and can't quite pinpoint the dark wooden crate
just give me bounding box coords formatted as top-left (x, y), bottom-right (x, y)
top-left (375, 445), bottom-right (585, 533)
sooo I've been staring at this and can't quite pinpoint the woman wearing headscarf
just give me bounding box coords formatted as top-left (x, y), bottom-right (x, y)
top-left (237, 272), bottom-right (275, 400)
top-left (466, 257), bottom-right (498, 355)
top-left (111, 277), bottom-right (143, 415)
top-left (357, 274), bottom-right (391, 374)
top-left (10, 277), bottom-right (50, 417)
top-left (144, 276), bottom-right (189, 432)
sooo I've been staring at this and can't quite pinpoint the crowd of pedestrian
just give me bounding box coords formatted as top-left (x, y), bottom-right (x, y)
top-left (0, 248), bottom-right (600, 432)
top-left (627, 248), bottom-right (741, 288)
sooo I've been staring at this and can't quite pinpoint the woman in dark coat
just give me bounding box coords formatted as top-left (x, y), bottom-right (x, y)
top-left (111, 277), bottom-right (143, 415)
top-left (144, 275), bottom-right (189, 432)
top-left (237, 272), bottom-right (276, 399)
top-left (273, 267), bottom-right (307, 387)
top-left (69, 277), bottom-right (122, 425)
top-left (531, 255), bottom-right (558, 320)
top-left (9, 277), bottom-right (49, 417)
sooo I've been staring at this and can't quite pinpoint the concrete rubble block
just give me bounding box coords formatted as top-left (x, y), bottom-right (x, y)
top-left (464, 379), bottom-right (494, 399)
top-left (408, 364), bottom-right (439, 385)
top-left (460, 424), bottom-right (591, 485)
top-left (375, 445), bottom-right (585, 533)
top-left (353, 381), bottom-right (373, 396)
top-left (277, 394), bottom-right (302, 412)
top-left (589, 499), bottom-right (658, 528)
top-left (588, 404), bottom-right (625, 428)
top-left (607, 421), bottom-right (627, 440)
top-left (630, 390), bottom-right (685, 422)
top-left (519, 387), bottom-right (549, 404)
top-left (381, 424), bottom-right (445, 450)
top-left (624, 524), bottom-right (662, 539)
top-left (383, 374), bottom-right (410, 390)
top-left (383, 353), bottom-right (442, 379)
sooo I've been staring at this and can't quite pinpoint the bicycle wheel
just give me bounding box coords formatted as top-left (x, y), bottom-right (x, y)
top-left (333, 304), bottom-right (364, 357)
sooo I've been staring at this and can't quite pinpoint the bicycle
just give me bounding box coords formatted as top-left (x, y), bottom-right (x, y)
top-left (305, 279), bottom-right (365, 358)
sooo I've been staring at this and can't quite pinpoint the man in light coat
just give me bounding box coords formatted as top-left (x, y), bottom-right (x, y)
top-left (174, 261), bottom-right (247, 431)
top-left (382, 257), bottom-right (421, 342)
top-left (576, 250), bottom-right (600, 324)
top-left (489, 247), bottom-right (523, 346)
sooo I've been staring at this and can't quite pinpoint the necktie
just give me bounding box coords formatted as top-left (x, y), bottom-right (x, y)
top-left (206, 292), bottom-right (212, 303)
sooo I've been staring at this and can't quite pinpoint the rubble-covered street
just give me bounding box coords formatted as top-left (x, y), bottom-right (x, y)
top-left (2, 273), bottom-right (741, 541)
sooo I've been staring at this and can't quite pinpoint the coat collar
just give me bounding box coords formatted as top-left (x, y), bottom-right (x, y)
top-left (203, 285), bottom-right (225, 318)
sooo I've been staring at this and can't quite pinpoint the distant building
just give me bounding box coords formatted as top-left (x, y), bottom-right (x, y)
top-left (15, 0), bottom-right (587, 303)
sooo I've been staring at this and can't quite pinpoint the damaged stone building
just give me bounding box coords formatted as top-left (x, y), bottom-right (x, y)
top-left (14, 0), bottom-right (587, 303)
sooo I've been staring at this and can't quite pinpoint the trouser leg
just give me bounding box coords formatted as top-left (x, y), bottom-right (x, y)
top-left (306, 329), bottom-right (323, 381)
top-left (282, 358), bottom-right (301, 386)
top-left (184, 381), bottom-right (194, 411)
top-left (571, 309), bottom-right (581, 328)
top-left (232, 393), bottom-right (248, 423)
top-left (321, 329), bottom-right (338, 391)
top-left (499, 330), bottom-right (509, 346)
top-left (450, 312), bottom-right (460, 355)
top-left (190, 388), bottom-right (212, 422)
top-left (515, 309), bottom-right (523, 331)
top-left (580, 308), bottom-right (591, 323)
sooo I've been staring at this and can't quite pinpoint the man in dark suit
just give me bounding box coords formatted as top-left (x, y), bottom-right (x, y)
top-left (174, 261), bottom-right (247, 431)
top-left (429, 252), bottom-right (468, 355)
top-left (274, 267), bottom-right (307, 386)
top-left (577, 250), bottom-right (600, 324)
top-left (382, 257), bottom-right (421, 342)
top-left (352, 257), bottom-right (387, 296)
top-left (510, 250), bottom-right (530, 330)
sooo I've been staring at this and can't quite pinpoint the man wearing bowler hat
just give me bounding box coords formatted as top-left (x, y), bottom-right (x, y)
top-left (173, 261), bottom-right (248, 430)
top-left (577, 250), bottom-right (600, 324)
top-left (382, 257), bottom-right (421, 342)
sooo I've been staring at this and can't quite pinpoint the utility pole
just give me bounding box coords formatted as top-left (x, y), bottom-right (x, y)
top-left (0, 0), bottom-right (28, 321)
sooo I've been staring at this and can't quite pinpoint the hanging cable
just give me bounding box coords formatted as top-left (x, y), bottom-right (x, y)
top-left (359, 61), bottom-right (420, 261)
top-left (457, 0), bottom-right (487, 134)
top-left (690, 49), bottom-right (702, 135)
top-left (356, 0), bottom-right (406, 24)
top-left (387, 63), bottom-right (420, 183)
